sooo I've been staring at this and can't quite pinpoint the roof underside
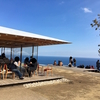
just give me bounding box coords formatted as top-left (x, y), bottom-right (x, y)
top-left (0, 26), bottom-right (71, 48)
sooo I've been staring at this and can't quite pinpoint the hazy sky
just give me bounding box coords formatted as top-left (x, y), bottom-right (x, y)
top-left (0, 0), bottom-right (100, 58)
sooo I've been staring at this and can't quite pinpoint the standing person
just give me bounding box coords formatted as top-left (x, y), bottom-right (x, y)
top-left (68, 56), bottom-right (72, 67)
top-left (73, 58), bottom-right (76, 67)
top-left (96, 60), bottom-right (99, 70)
top-left (69, 56), bottom-right (72, 63)
top-left (69, 56), bottom-right (73, 67)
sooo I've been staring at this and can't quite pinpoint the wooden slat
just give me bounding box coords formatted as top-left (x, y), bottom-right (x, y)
top-left (0, 33), bottom-right (67, 47)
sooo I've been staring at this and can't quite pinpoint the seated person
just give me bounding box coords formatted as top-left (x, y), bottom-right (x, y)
top-left (23, 57), bottom-right (30, 75)
top-left (8, 56), bottom-right (24, 80)
top-left (53, 60), bottom-right (57, 66)
top-left (68, 62), bottom-right (72, 67)
top-left (27, 58), bottom-right (37, 77)
top-left (0, 53), bottom-right (11, 69)
top-left (60, 61), bottom-right (63, 66)
top-left (10, 58), bottom-right (14, 64)
top-left (58, 61), bottom-right (63, 66)
top-left (14, 57), bottom-right (26, 76)
top-left (1, 53), bottom-right (6, 59)
top-left (24, 57), bottom-right (30, 67)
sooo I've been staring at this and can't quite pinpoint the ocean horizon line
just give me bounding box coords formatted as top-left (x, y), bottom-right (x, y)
top-left (38, 55), bottom-right (100, 59)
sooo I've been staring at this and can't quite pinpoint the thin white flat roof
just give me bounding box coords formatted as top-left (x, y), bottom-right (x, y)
top-left (0, 26), bottom-right (71, 47)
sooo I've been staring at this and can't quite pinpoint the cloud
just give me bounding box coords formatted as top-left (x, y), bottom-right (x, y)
top-left (59, 1), bottom-right (64, 5)
top-left (82, 7), bottom-right (92, 13)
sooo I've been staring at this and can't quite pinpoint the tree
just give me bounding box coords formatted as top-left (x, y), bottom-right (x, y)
top-left (91, 14), bottom-right (100, 30)
top-left (91, 14), bottom-right (100, 55)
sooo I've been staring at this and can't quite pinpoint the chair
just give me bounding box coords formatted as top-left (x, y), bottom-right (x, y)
top-left (34, 63), bottom-right (44, 75)
top-left (33, 68), bottom-right (38, 76)
top-left (37, 64), bottom-right (44, 74)
top-left (0, 58), bottom-right (7, 79)
top-left (0, 65), bottom-right (6, 79)
top-left (43, 64), bottom-right (53, 76)
top-left (33, 63), bottom-right (41, 76)
top-left (2, 58), bottom-right (15, 79)
top-left (3, 64), bottom-right (15, 79)
top-left (22, 64), bottom-right (29, 77)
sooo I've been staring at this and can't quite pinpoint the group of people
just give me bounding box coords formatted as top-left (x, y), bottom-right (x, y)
top-left (0, 53), bottom-right (38, 80)
top-left (53, 57), bottom-right (99, 69)
top-left (53, 60), bottom-right (63, 66)
top-left (53, 56), bottom-right (76, 67)
top-left (68, 56), bottom-right (76, 67)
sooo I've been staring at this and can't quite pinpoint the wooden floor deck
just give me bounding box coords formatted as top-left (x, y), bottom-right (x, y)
top-left (0, 75), bottom-right (63, 87)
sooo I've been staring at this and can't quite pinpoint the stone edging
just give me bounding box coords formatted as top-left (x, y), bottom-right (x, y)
top-left (23, 78), bottom-right (70, 88)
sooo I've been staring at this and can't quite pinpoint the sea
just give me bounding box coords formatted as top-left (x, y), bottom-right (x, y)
top-left (22, 56), bottom-right (99, 69)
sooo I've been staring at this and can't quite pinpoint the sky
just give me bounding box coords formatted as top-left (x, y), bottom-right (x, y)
top-left (0, 0), bottom-right (100, 58)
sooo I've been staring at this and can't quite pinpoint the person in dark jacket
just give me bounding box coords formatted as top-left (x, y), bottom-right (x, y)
top-left (0, 53), bottom-right (10, 69)
top-left (24, 57), bottom-right (30, 65)
top-left (27, 58), bottom-right (37, 77)
top-left (24, 57), bottom-right (30, 75)
top-left (96, 60), bottom-right (99, 70)
top-left (73, 58), bottom-right (76, 67)
top-left (68, 56), bottom-right (73, 67)
top-left (9, 56), bottom-right (24, 80)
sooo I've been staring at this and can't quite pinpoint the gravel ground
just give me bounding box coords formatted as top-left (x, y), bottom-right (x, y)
top-left (1, 66), bottom-right (100, 100)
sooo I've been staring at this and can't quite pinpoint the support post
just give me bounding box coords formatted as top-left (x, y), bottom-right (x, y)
top-left (4, 47), bottom-right (5, 53)
top-left (20, 46), bottom-right (22, 71)
top-left (37, 46), bottom-right (38, 61)
top-left (1, 48), bottom-right (2, 54)
top-left (11, 48), bottom-right (12, 59)
top-left (1, 48), bottom-right (3, 54)
top-left (32, 46), bottom-right (34, 58)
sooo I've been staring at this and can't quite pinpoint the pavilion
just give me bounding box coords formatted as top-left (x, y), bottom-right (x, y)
top-left (0, 26), bottom-right (71, 62)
